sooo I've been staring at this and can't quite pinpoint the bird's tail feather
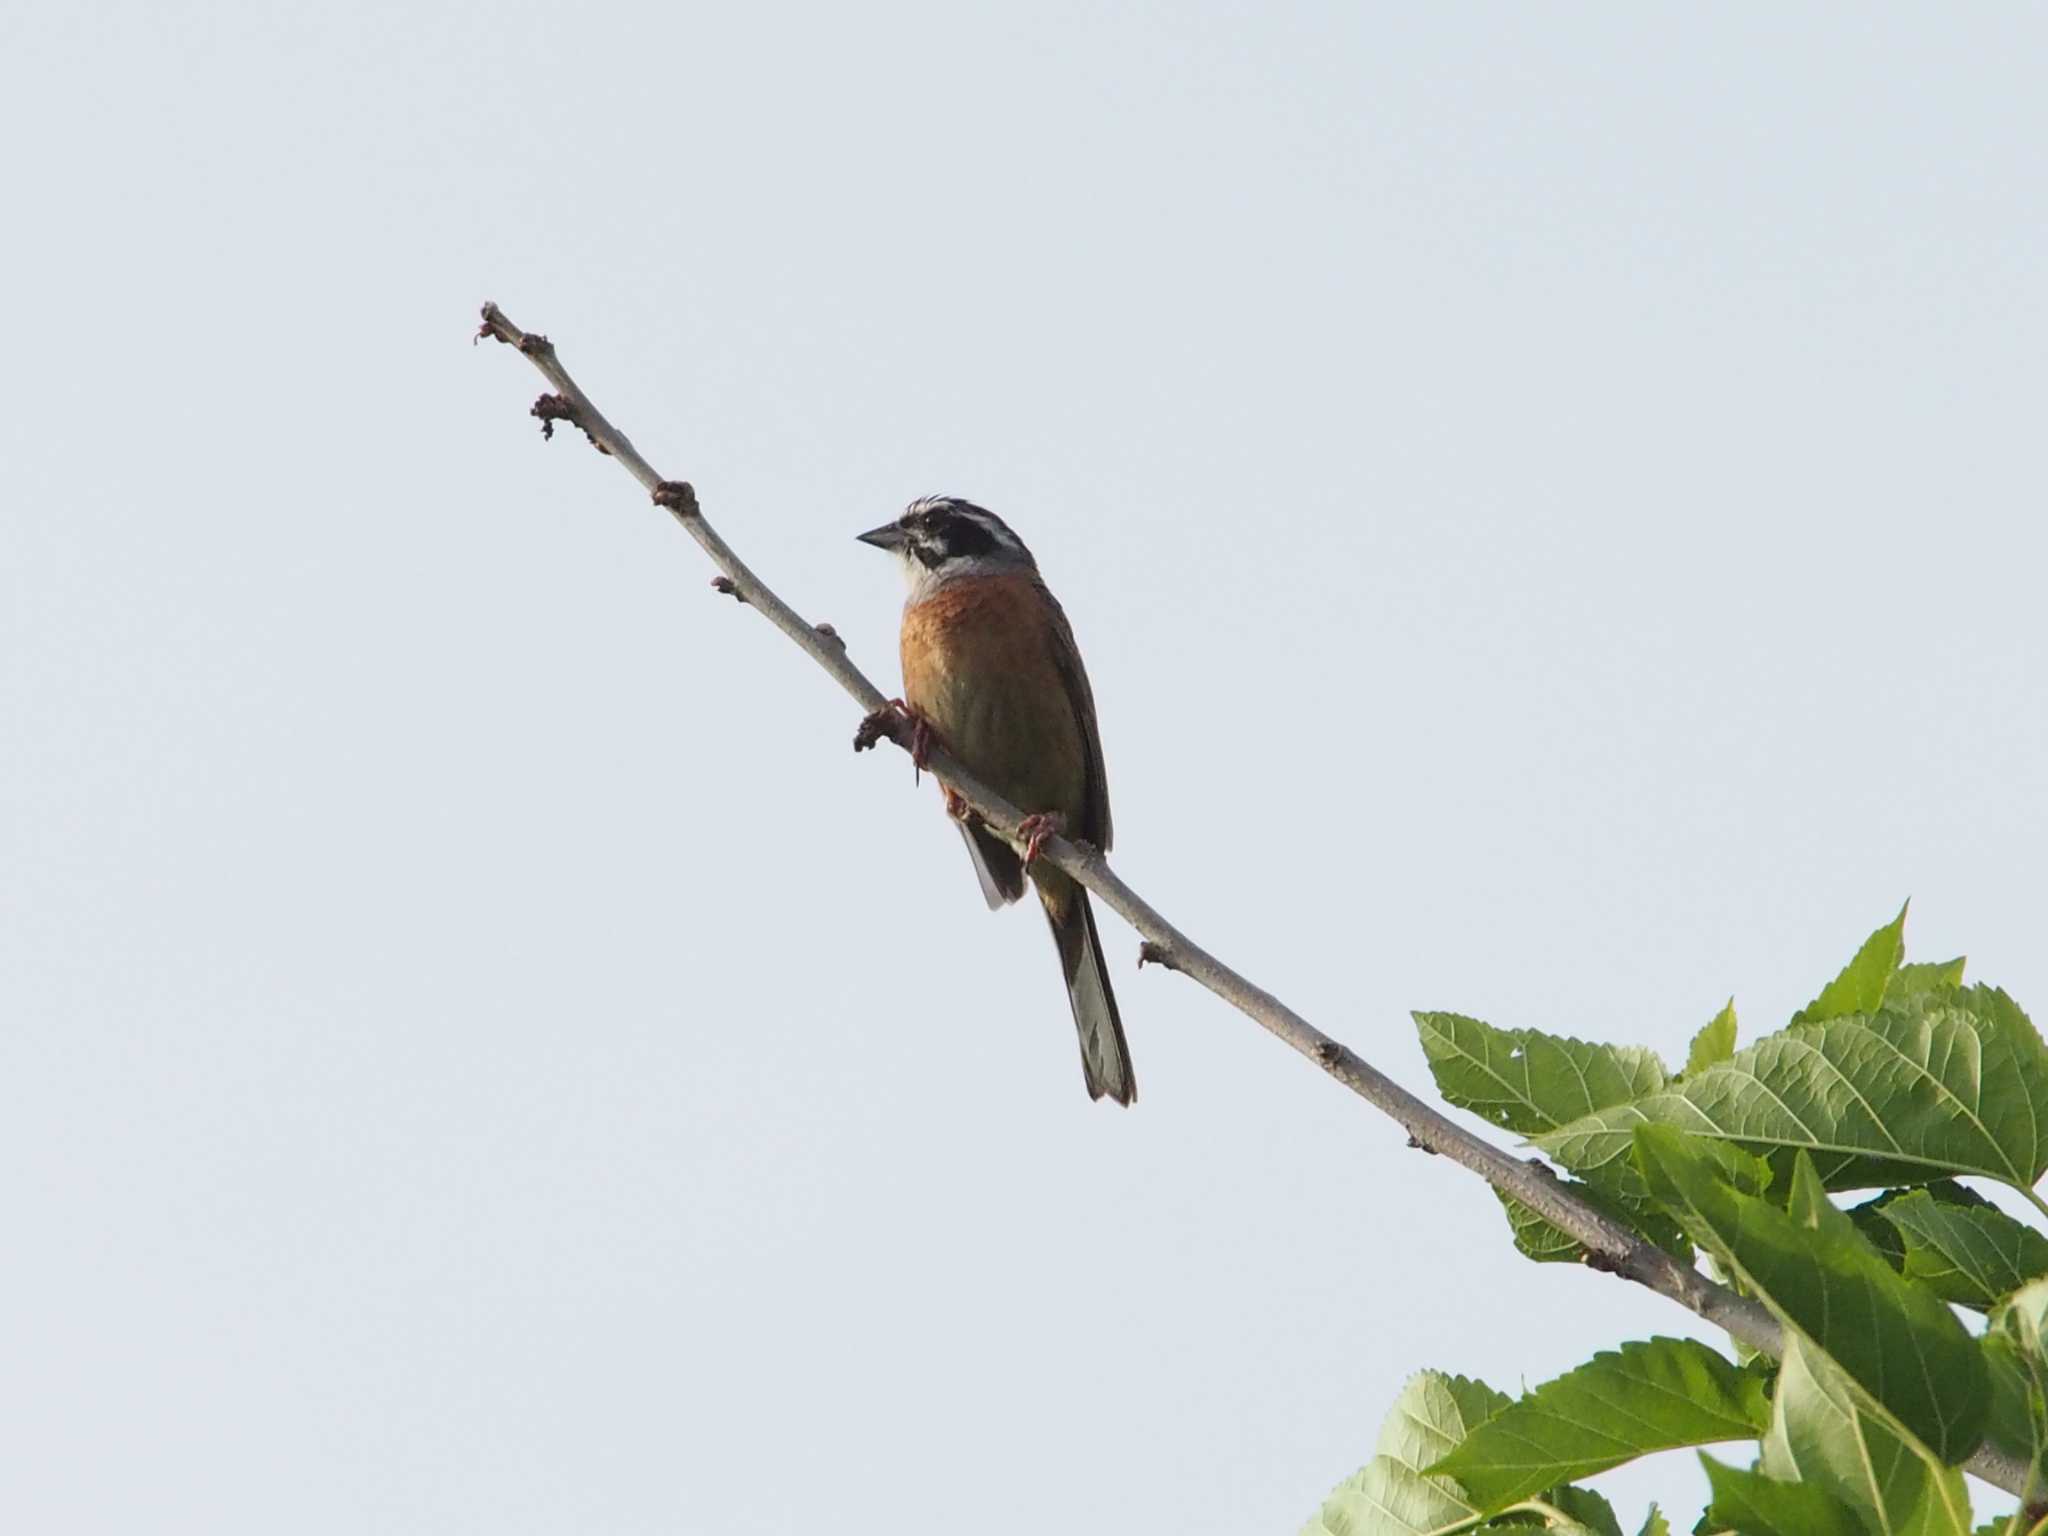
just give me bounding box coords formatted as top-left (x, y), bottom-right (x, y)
top-left (1044, 890), bottom-right (1135, 1106)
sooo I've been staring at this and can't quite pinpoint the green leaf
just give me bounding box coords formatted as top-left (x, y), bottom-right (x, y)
top-left (1759, 1337), bottom-right (1972, 1535)
top-left (1301, 1370), bottom-right (1509, 1536)
top-left (1974, 1268), bottom-right (2048, 1518)
top-left (1893, 957), bottom-right (1967, 999)
top-left (1497, 1185), bottom-right (1598, 1264)
top-left (1686, 1000), bottom-right (1738, 1077)
top-left (1990, 1280), bottom-right (2048, 1483)
top-left (1415, 1012), bottom-right (1668, 1136)
top-left (1538, 1484), bottom-right (1624, 1535)
top-left (1880, 1189), bottom-right (2048, 1311)
top-left (1633, 1505), bottom-right (1668, 1536)
top-left (1995, 1278), bottom-right (2048, 1365)
top-left (1417, 1011), bottom-right (1685, 1261)
top-left (1632, 1129), bottom-right (1988, 1463)
top-left (1538, 986), bottom-right (2048, 1196)
top-left (1979, 1331), bottom-right (2040, 1481)
top-left (1793, 902), bottom-right (1909, 1023)
top-left (1429, 1338), bottom-right (1769, 1510)
top-left (1849, 1190), bottom-right (1913, 1270)
top-left (1494, 1175), bottom-right (1691, 1266)
top-left (1697, 1451), bottom-right (1866, 1536)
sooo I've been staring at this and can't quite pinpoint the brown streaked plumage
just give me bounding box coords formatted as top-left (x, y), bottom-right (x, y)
top-left (859, 498), bottom-right (1134, 1105)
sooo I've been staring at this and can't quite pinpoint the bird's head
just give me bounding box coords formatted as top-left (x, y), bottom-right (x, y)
top-left (857, 496), bottom-right (1035, 594)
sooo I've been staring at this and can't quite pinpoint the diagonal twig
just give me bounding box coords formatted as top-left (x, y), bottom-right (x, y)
top-left (474, 300), bottom-right (2027, 1498)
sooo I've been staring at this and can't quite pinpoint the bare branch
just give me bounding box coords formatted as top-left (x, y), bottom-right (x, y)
top-left (475, 301), bottom-right (2025, 1498)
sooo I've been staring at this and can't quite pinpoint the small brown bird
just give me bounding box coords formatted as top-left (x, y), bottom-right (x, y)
top-left (858, 497), bottom-right (1134, 1105)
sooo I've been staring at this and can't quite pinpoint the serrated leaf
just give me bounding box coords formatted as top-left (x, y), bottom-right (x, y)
top-left (1759, 1337), bottom-right (1972, 1535)
top-left (1686, 1001), bottom-right (1738, 1077)
top-left (1634, 1504), bottom-right (1668, 1536)
top-left (1430, 1338), bottom-right (1769, 1510)
top-left (1879, 1190), bottom-right (2048, 1310)
top-left (1538, 986), bottom-right (2048, 1196)
top-left (1893, 958), bottom-right (1967, 998)
top-left (1793, 902), bottom-right (1909, 1024)
top-left (1849, 1182), bottom-right (1993, 1272)
top-left (1301, 1370), bottom-right (1510, 1536)
top-left (1698, 1451), bottom-right (1866, 1536)
top-left (1633, 1129), bottom-right (1987, 1463)
top-left (1415, 1012), bottom-right (1669, 1137)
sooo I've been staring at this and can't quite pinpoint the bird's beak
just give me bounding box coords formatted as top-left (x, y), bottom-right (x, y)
top-left (856, 522), bottom-right (909, 552)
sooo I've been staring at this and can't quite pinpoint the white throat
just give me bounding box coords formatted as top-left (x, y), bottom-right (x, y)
top-left (898, 552), bottom-right (1015, 606)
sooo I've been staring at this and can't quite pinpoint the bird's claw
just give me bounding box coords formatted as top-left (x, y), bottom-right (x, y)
top-left (943, 785), bottom-right (973, 822)
top-left (1018, 812), bottom-right (1065, 866)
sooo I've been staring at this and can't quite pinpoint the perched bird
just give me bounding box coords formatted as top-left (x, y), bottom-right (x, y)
top-left (857, 497), bottom-right (1135, 1105)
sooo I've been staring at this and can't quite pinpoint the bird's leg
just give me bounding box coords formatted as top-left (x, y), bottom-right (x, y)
top-left (1017, 812), bottom-right (1065, 866)
top-left (907, 709), bottom-right (937, 776)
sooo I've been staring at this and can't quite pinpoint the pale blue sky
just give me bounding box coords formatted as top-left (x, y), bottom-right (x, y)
top-left (4, 4), bottom-right (2045, 1532)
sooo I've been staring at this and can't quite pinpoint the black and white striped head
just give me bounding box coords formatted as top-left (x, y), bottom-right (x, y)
top-left (857, 496), bottom-right (1036, 594)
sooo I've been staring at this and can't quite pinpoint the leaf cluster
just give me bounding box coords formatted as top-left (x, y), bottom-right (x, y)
top-left (1303, 907), bottom-right (2048, 1535)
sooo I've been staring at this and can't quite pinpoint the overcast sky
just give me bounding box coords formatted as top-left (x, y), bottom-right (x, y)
top-left (5, 4), bottom-right (2045, 1532)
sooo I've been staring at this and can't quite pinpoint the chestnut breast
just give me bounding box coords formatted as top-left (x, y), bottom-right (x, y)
top-left (901, 573), bottom-right (1092, 828)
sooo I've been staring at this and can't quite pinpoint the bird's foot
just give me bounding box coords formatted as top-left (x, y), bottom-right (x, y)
top-left (943, 785), bottom-right (974, 822)
top-left (1017, 812), bottom-right (1065, 866)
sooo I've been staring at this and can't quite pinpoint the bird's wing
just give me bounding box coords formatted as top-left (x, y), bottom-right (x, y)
top-left (1039, 581), bottom-right (1112, 853)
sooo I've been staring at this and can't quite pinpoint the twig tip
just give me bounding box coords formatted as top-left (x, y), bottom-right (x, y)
top-left (476, 301), bottom-right (510, 347)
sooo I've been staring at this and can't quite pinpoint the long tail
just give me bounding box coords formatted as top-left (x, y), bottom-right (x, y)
top-left (1042, 887), bottom-right (1135, 1106)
